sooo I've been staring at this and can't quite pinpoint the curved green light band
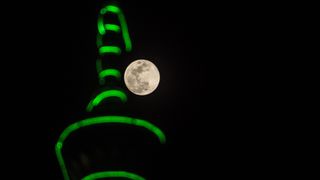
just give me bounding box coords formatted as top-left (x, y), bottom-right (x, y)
top-left (99, 46), bottom-right (121, 55)
top-left (117, 12), bottom-right (132, 52)
top-left (86, 90), bottom-right (127, 112)
top-left (97, 15), bottom-right (106, 35)
top-left (82, 171), bottom-right (145, 180)
top-left (98, 5), bottom-right (132, 52)
top-left (98, 21), bottom-right (121, 35)
top-left (56, 116), bottom-right (166, 180)
top-left (105, 24), bottom-right (120, 33)
top-left (99, 68), bottom-right (121, 85)
top-left (100, 5), bottom-right (120, 14)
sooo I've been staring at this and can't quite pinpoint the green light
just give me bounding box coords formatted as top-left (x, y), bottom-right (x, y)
top-left (97, 15), bottom-right (105, 35)
top-left (100, 5), bottom-right (120, 14)
top-left (105, 24), bottom-right (120, 33)
top-left (99, 46), bottom-right (121, 55)
top-left (86, 90), bottom-right (127, 112)
top-left (82, 171), bottom-right (145, 180)
top-left (56, 116), bottom-right (166, 180)
top-left (57, 142), bottom-right (62, 149)
top-left (118, 12), bottom-right (132, 52)
top-left (98, 5), bottom-right (132, 52)
top-left (99, 68), bottom-right (121, 85)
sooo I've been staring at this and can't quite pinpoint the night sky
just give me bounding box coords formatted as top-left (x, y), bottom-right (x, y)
top-left (2, 0), bottom-right (282, 179)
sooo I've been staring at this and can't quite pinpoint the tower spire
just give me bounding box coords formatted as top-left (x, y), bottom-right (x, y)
top-left (55, 2), bottom-right (166, 180)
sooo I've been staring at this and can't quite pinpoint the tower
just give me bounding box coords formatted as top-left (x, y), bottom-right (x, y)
top-left (55, 1), bottom-right (166, 180)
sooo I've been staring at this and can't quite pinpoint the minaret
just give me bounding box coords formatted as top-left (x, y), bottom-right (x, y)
top-left (55, 1), bottom-right (166, 180)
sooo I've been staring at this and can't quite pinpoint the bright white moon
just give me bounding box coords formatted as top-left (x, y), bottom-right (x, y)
top-left (124, 59), bottom-right (160, 96)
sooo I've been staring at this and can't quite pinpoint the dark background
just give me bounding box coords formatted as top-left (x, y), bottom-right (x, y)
top-left (2, 0), bottom-right (285, 179)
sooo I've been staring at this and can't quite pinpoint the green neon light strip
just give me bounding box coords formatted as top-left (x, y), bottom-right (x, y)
top-left (82, 171), bottom-right (145, 180)
top-left (86, 90), bottom-right (127, 112)
top-left (99, 5), bottom-right (132, 52)
top-left (97, 24), bottom-right (121, 48)
top-left (56, 116), bottom-right (166, 180)
top-left (99, 46), bottom-right (121, 55)
top-left (98, 21), bottom-right (120, 35)
top-left (97, 15), bottom-right (106, 35)
top-left (105, 24), bottom-right (120, 33)
top-left (118, 12), bottom-right (132, 52)
top-left (100, 5), bottom-right (120, 14)
top-left (99, 68), bottom-right (121, 85)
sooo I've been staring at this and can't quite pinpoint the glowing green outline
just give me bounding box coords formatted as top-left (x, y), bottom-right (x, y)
top-left (98, 21), bottom-right (120, 36)
top-left (100, 5), bottom-right (120, 14)
top-left (97, 15), bottom-right (106, 35)
top-left (82, 171), bottom-right (145, 180)
top-left (99, 68), bottom-right (121, 85)
top-left (99, 46), bottom-right (121, 55)
top-left (86, 90), bottom-right (127, 112)
top-left (105, 24), bottom-right (120, 33)
top-left (56, 116), bottom-right (166, 180)
top-left (98, 5), bottom-right (132, 52)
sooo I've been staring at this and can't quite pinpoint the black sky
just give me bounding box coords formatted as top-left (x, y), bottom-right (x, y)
top-left (2, 0), bottom-right (284, 179)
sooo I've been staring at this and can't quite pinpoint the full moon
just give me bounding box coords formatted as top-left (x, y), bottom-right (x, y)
top-left (124, 59), bottom-right (160, 96)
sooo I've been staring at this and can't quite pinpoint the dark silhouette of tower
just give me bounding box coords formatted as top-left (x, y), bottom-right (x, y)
top-left (55, 1), bottom-right (166, 180)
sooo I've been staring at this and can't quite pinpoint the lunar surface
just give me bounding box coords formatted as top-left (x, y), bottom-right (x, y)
top-left (124, 59), bottom-right (160, 95)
